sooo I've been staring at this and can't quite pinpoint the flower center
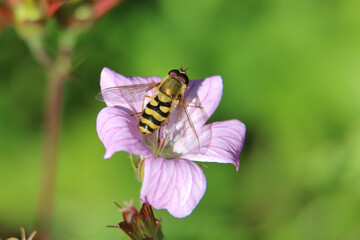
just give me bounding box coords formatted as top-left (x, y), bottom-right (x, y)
top-left (143, 131), bottom-right (182, 160)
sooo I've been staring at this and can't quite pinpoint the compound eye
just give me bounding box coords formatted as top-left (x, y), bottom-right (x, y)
top-left (168, 70), bottom-right (180, 77)
top-left (177, 73), bottom-right (189, 85)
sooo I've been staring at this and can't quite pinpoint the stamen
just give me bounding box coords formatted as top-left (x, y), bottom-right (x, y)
top-left (148, 128), bottom-right (181, 160)
top-left (153, 131), bottom-right (175, 157)
top-left (159, 138), bottom-right (166, 153)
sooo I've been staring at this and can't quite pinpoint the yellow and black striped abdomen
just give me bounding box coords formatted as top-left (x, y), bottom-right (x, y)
top-left (139, 95), bottom-right (171, 134)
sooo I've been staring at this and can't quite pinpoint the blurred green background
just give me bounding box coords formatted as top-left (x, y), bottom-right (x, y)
top-left (1, 0), bottom-right (360, 239)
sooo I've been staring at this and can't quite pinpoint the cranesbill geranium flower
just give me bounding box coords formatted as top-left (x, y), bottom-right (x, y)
top-left (97, 67), bottom-right (246, 218)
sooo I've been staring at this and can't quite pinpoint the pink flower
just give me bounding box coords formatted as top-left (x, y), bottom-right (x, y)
top-left (96, 67), bottom-right (246, 218)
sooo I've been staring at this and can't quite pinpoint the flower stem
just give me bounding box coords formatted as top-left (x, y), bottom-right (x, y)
top-left (25, 34), bottom-right (54, 69)
top-left (35, 29), bottom-right (76, 240)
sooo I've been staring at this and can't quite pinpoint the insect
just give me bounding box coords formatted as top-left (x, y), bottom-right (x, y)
top-left (96, 66), bottom-right (203, 145)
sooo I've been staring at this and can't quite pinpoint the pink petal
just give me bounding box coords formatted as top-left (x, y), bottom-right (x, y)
top-left (100, 67), bottom-right (162, 111)
top-left (140, 157), bottom-right (206, 218)
top-left (184, 75), bottom-right (223, 129)
top-left (96, 107), bottom-right (152, 158)
top-left (160, 75), bottom-right (224, 155)
top-left (183, 120), bottom-right (246, 170)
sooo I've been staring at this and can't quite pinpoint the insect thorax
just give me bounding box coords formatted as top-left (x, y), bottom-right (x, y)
top-left (159, 77), bottom-right (184, 98)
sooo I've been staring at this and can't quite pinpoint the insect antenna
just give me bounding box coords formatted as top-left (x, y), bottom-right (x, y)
top-left (179, 64), bottom-right (190, 73)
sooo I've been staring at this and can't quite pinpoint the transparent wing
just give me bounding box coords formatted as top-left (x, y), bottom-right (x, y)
top-left (168, 99), bottom-right (203, 154)
top-left (156, 98), bottom-right (207, 158)
top-left (95, 82), bottom-right (159, 104)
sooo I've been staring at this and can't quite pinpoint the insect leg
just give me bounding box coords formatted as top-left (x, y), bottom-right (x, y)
top-left (185, 104), bottom-right (204, 109)
top-left (183, 104), bottom-right (200, 147)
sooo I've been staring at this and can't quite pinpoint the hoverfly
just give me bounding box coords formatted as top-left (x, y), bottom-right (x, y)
top-left (96, 66), bottom-right (203, 152)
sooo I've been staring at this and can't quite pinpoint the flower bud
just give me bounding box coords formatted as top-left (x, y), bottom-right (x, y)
top-left (109, 200), bottom-right (163, 240)
top-left (55, 0), bottom-right (122, 32)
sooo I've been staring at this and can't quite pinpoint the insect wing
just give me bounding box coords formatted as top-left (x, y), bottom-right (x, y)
top-left (96, 83), bottom-right (159, 104)
top-left (162, 98), bottom-right (205, 155)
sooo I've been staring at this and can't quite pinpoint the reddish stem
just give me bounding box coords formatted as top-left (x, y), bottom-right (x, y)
top-left (35, 30), bottom-right (74, 240)
top-left (36, 73), bottom-right (65, 240)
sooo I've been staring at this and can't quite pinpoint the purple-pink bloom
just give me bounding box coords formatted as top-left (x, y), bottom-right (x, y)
top-left (96, 67), bottom-right (246, 218)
